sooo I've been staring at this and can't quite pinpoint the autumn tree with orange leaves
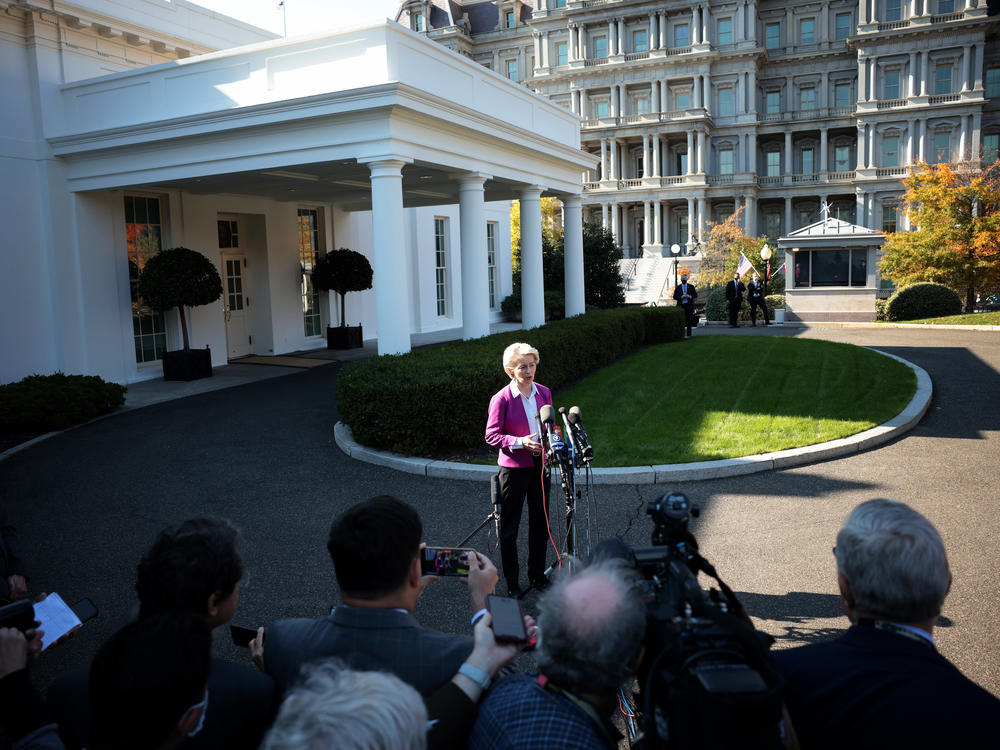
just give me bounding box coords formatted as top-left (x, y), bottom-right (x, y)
top-left (880, 161), bottom-right (1000, 310)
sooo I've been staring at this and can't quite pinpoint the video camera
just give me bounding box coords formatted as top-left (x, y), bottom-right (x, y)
top-left (627, 492), bottom-right (788, 750)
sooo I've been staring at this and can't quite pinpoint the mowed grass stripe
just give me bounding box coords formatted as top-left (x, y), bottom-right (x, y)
top-left (556, 336), bottom-right (916, 466)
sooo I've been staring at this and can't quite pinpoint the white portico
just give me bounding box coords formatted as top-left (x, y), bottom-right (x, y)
top-left (7, 15), bottom-right (595, 384)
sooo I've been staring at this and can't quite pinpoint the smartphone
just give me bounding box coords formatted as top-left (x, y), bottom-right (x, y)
top-left (420, 547), bottom-right (474, 577)
top-left (0, 599), bottom-right (34, 632)
top-left (71, 598), bottom-right (98, 624)
top-left (486, 594), bottom-right (528, 643)
top-left (230, 624), bottom-right (259, 648)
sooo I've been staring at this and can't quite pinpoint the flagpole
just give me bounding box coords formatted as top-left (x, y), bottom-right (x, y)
top-left (281, 0), bottom-right (287, 37)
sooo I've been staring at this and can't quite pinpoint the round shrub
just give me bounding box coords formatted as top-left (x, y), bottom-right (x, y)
top-left (0, 373), bottom-right (127, 432)
top-left (885, 283), bottom-right (962, 321)
top-left (705, 286), bottom-right (751, 321)
top-left (765, 294), bottom-right (785, 310)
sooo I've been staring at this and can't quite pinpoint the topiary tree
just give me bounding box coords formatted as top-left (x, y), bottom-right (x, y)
top-left (312, 248), bottom-right (373, 328)
top-left (885, 282), bottom-right (962, 321)
top-left (139, 247), bottom-right (222, 351)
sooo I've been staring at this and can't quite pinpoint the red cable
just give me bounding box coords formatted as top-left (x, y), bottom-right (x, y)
top-left (540, 451), bottom-right (562, 572)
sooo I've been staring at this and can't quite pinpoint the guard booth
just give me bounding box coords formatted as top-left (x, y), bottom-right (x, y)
top-left (779, 215), bottom-right (885, 323)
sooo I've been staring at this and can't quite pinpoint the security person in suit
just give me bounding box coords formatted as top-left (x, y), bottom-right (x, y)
top-left (725, 272), bottom-right (745, 327)
top-left (746, 273), bottom-right (769, 327)
top-left (774, 499), bottom-right (1000, 749)
top-left (672, 272), bottom-right (698, 336)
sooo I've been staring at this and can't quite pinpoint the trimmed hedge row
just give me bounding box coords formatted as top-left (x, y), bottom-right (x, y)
top-left (338, 306), bottom-right (685, 454)
top-left (706, 287), bottom-right (782, 321)
top-left (0, 373), bottom-right (127, 432)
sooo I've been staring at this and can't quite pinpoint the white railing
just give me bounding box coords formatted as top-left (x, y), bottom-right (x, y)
top-left (792, 173), bottom-right (820, 183)
top-left (877, 98), bottom-right (907, 109)
top-left (825, 170), bottom-right (857, 181)
top-left (932, 12), bottom-right (963, 23)
top-left (583, 57), bottom-right (610, 67)
top-left (710, 174), bottom-right (735, 184)
top-left (582, 181), bottom-right (601, 191)
top-left (929, 93), bottom-right (960, 104)
top-left (878, 20), bottom-right (910, 30)
top-left (618, 178), bottom-right (643, 188)
top-left (757, 175), bottom-right (784, 186)
top-left (659, 176), bottom-right (686, 185)
top-left (876, 167), bottom-right (908, 177)
top-left (666, 45), bottom-right (693, 56)
top-left (624, 51), bottom-right (650, 62)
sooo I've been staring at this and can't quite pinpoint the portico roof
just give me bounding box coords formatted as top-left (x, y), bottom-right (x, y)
top-left (778, 216), bottom-right (885, 249)
top-left (48, 20), bottom-right (596, 206)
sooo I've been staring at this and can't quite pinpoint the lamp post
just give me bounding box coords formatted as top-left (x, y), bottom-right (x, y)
top-left (670, 243), bottom-right (681, 287)
top-left (760, 244), bottom-right (772, 294)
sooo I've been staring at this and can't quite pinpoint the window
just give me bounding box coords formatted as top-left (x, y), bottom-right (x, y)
top-left (679, 151), bottom-right (688, 174)
top-left (505, 11), bottom-right (515, 29)
top-left (505, 59), bottom-right (517, 80)
top-left (125, 195), bottom-right (166, 363)
top-left (766, 214), bottom-right (781, 238)
top-left (674, 24), bottom-right (690, 48)
top-left (718, 18), bottom-right (732, 45)
top-left (593, 35), bottom-right (608, 59)
top-left (555, 41), bottom-right (568, 66)
top-left (719, 148), bottom-right (735, 175)
top-left (633, 29), bottom-right (648, 54)
top-left (719, 86), bottom-right (735, 115)
top-left (801, 147), bottom-right (814, 174)
top-left (298, 209), bottom-right (322, 337)
top-left (767, 151), bottom-right (781, 176)
top-left (412, 12), bottom-right (424, 32)
top-left (799, 86), bottom-right (816, 110)
top-left (884, 70), bottom-right (900, 100)
top-left (487, 222), bottom-right (499, 309)
top-left (679, 215), bottom-right (689, 244)
top-left (835, 145), bottom-right (851, 171)
top-left (766, 23), bottom-right (780, 49)
top-left (883, 136), bottom-right (899, 167)
top-left (434, 218), bottom-right (449, 316)
top-left (935, 63), bottom-right (952, 94)
top-left (985, 68), bottom-right (1000, 97)
top-left (555, 0), bottom-right (566, 7)
top-left (595, 100), bottom-right (610, 118)
top-left (800, 18), bottom-right (815, 45)
top-left (799, 208), bottom-right (814, 227)
top-left (835, 12), bottom-right (851, 40)
top-left (938, 0), bottom-right (954, 11)
top-left (984, 133), bottom-right (1000, 164)
top-left (796, 249), bottom-right (867, 287)
top-left (835, 83), bottom-right (851, 108)
top-left (933, 131), bottom-right (950, 163)
top-left (675, 90), bottom-right (691, 110)
top-left (882, 205), bottom-right (898, 233)
top-left (885, 0), bottom-right (902, 22)
top-left (635, 96), bottom-right (650, 114)
top-left (766, 90), bottom-right (780, 114)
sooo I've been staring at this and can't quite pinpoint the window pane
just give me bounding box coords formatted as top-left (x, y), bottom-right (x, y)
top-left (836, 13), bottom-right (851, 40)
top-left (676, 91), bottom-right (690, 110)
top-left (633, 30), bottom-right (648, 53)
top-left (434, 218), bottom-right (448, 316)
top-left (556, 42), bottom-right (567, 66)
top-left (938, 0), bottom-right (954, 11)
top-left (934, 132), bottom-right (950, 163)
top-left (811, 250), bottom-right (850, 286)
top-left (767, 151), bottom-right (781, 176)
top-left (596, 101), bottom-right (609, 117)
top-left (766, 91), bottom-right (780, 113)
top-left (851, 250), bottom-right (868, 287)
top-left (835, 146), bottom-right (851, 171)
top-left (674, 24), bottom-right (689, 48)
top-left (935, 64), bottom-right (952, 95)
top-left (882, 205), bottom-right (898, 233)
top-left (884, 137), bottom-right (899, 167)
top-left (886, 0), bottom-right (901, 22)
top-left (987, 68), bottom-right (1000, 98)
top-left (720, 149), bottom-right (734, 174)
top-left (800, 19), bottom-right (814, 45)
top-left (718, 18), bottom-right (732, 45)
top-left (594, 36), bottom-right (607, 58)
top-left (766, 23), bottom-right (780, 49)
top-left (984, 133), bottom-right (999, 164)
top-left (794, 252), bottom-right (811, 287)
top-left (719, 87), bottom-right (734, 115)
top-left (835, 84), bottom-right (851, 107)
top-left (506, 60), bottom-right (517, 80)
top-left (802, 148), bottom-right (814, 174)
top-left (800, 87), bottom-right (815, 110)
top-left (885, 70), bottom-right (900, 99)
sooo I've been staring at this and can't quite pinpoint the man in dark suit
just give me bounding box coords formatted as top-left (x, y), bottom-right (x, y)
top-left (773, 499), bottom-right (1000, 749)
top-left (254, 496), bottom-right (497, 700)
top-left (725, 272), bottom-right (745, 327)
top-left (672, 272), bottom-right (698, 336)
top-left (746, 273), bottom-right (768, 326)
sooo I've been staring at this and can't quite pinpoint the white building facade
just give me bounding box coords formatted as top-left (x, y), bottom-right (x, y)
top-left (1, 0), bottom-right (594, 385)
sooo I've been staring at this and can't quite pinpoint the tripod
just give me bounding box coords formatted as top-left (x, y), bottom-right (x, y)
top-left (456, 473), bottom-right (502, 553)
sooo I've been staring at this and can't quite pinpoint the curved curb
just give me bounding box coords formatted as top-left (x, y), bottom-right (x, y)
top-left (335, 349), bottom-right (931, 485)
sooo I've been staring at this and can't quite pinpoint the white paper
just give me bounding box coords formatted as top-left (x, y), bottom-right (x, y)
top-left (33, 593), bottom-right (82, 650)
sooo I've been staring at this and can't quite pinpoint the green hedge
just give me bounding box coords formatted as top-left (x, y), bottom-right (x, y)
top-left (706, 287), bottom-right (783, 322)
top-left (886, 283), bottom-right (962, 321)
top-left (0, 373), bottom-right (127, 432)
top-left (765, 294), bottom-right (785, 311)
top-left (338, 307), bottom-right (685, 454)
top-left (500, 290), bottom-right (565, 321)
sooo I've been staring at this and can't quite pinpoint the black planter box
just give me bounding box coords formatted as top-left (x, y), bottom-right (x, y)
top-left (327, 325), bottom-right (363, 350)
top-left (162, 348), bottom-right (213, 381)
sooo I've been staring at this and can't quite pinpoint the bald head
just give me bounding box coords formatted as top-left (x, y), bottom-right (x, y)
top-left (536, 560), bottom-right (646, 695)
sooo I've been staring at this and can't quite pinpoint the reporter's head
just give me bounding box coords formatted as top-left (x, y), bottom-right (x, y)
top-left (327, 496), bottom-right (422, 600)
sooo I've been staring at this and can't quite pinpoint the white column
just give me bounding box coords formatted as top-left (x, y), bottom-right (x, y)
top-left (687, 131), bottom-right (695, 173)
top-left (697, 197), bottom-right (707, 242)
top-left (820, 128), bottom-right (828, 172)
top-left (784, 130), bottom-right (793, 175)
top-left (660, 79), bottom-right (668, 111)
top-left (697, 130), bottom-right (707, 172)
top-left (601, 203), bottom-right (609, 228)
top-left (458, 173), bottom-right (491, 340)
top-left (971, 112), bottom-right (982, 158)
top-left (748, 68), bottom-right (757, 112)
top-left (600, 138), bottom-right (608, 179)
top-left (659, 12), bottom-right (668, 48)
top-left (906, 120), bottom-right (915, 164)
top-left (917, 119), bottom-right (926, 162)
top-left (651, 80), bottom-right (660, 113)
top-left (856, 189), bottom-right (865, 224)
top-left (654, 201), bottom-right (663, 245)
top-left (860, 0), bottom-right (868, 25)
top-left (748, 131), bottom-right (757, 174)
top-left (920, 53), bottom-right (928, 96)
top-left (519, 186), bottom-right (546, 328)
top-left (686, 197), bottom-right (695, 248)
top-left (692, 6), bottom-right (701, 44)
top-left (563, 196), bottom-right (585, 318)
top-left (694, 74), bottom-right (703, 108)
top-left (649, 14), bottom-right (657, 48)
top-left (541, 31), bottom-right (549, 68)
top-left (745, 195), bottom-right (756, 234)
top-left (579, 24), bottom-right (586, 59)
top-left (785, 196), bottom-right (793, 231)
top-left (365, 158), bottom-right (412, 356)
top-left (909, 0), bottom-right (918, 18)
top-left (974, 43), bottom-right (984, 89)
top-left (909, 52), bottom-right (918, 97)
top-left (960, 114), bottom-right (969, 160)
top-left (858, 56), bottom-right (868, 102)
top-left (642, 134), bottom-right (651, 176)
top-left (610, 139), bottom-right (619, 180)
top-left (736, 1), bottom-right (745, 42)
top-left (611, 203), bottom-right (621, 246)
top-left (643, 201), bottom-right (651, 249)
top-left (961, 45), bottom-right (971, 92)
top-left (867, 125), bottom-right (875, 168)
top-left (533, 33), bottom-right (541, 69)
top-left (607, 19), bottom-right (615, 55)
top-left (857, 124), bottom-right (866, 169)
top-left (702, 4), bottom-right (709, 42)
top-left (653, 135), bottom-right (662, 177)
top-left (617, 18), bottom-right (625, 55)
top-left (569, 25), bottom-right (577, 61)
top-left (704, 75), bottom-right (712, 113)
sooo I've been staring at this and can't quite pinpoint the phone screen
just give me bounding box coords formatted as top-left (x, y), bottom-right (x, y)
top-left (230, 624), bottom-right (258, 648)
top-left (420, 547), bottom-right (473, 577)
top-left (486, 594), bottom-right (528, 643)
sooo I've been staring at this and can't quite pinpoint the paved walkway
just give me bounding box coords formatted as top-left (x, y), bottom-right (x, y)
top-left (2, 324), bottom-right (998, 698)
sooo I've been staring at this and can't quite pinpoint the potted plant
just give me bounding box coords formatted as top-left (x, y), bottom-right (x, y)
top-left (139, 247), bottom-right (223, 381)
top-left (312, 248), bottom-right (373, 349)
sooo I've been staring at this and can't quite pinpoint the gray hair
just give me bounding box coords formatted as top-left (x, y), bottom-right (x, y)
top-left (260, 660), bottom-right (427, 750)
top-left (535, 559), bottom-right (646, 694)
top-left (502, 342), bottom-right (539, 373)
top-left (835, 498), bottom-right (950, 623)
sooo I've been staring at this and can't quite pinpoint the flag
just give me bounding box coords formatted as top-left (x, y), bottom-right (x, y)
top-left (736, 253), bottom-right (755, 279)
top-left (277, 1), bottom-right (284, 8)
top-left (779, 261), bottom-right (786, 275)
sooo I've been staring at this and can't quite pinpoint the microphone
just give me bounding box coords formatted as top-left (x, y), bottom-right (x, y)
top-left (566, 406), bottom-right (594, 462)
top-left (539, 404), bottom-right (568, 466)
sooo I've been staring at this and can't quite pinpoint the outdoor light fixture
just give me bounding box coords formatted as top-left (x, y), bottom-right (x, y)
top-left (670, 243), bottom-right (681, 287)
top-left (760, 244), bottom-right (772, 291)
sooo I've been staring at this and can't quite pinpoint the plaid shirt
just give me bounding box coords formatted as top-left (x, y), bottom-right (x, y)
top-left (468, 673), bottom-right (618, 750)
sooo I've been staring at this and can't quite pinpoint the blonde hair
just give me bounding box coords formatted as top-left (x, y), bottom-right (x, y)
top-left (502, 342), bottom-right (540, 375)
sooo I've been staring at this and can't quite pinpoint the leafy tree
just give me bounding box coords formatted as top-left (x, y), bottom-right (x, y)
top-left (139, 247), bottom-right (222, 351)
top-left (312, 248), bottom-right (373, 328)
top-left (879, 161), bottom-right (1000, 310)
top-left (697, 208), bottom-right (784, 292)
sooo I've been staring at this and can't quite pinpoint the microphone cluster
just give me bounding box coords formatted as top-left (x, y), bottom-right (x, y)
top-left (538, 404), bottom-right (594, 467)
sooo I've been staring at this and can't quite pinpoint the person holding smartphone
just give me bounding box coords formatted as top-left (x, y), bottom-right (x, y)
top-left (485, 342), bottom-right (552, 598)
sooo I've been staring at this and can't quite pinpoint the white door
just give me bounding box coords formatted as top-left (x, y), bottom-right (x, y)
top-left (222, 253), bottom-right (251, 359)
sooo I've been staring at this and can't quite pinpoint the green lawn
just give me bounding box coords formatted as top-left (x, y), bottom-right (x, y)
top-left (897, 311), bottom-right (1000, 325)
top-left (555, 336), bottom-right (916, 466)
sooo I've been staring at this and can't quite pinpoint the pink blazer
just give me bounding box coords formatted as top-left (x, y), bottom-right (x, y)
top-left (485, 382), bottom-right (553, 468)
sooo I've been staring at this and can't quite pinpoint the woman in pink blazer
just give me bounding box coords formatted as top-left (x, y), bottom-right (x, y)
top-left (485, 342), bottom-right (552, 598)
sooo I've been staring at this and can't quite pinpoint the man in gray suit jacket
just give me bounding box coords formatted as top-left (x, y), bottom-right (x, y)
top-left (253, 496), bottom-right (498, 700)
